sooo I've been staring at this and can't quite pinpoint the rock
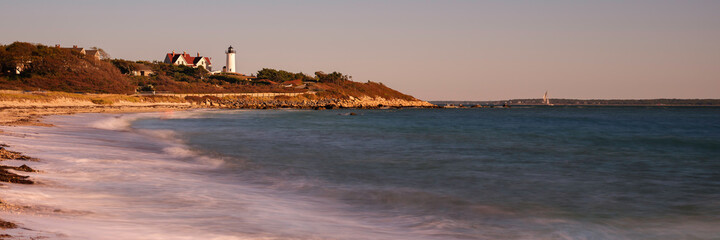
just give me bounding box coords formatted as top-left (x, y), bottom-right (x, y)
top-left (0, 146), bottom-right (32, 160)
top-left (0, 219), bottom-right (16, 229)
top-left (0, 168), bottom-right (34, 184)
top-left (15, 164), bottom-right (35, 172)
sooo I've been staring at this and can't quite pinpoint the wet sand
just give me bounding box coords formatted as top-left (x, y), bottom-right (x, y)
top-left (0, 101), bottom-right (193, 239)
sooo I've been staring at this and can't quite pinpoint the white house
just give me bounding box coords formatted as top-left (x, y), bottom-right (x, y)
top-left (163, 51), bottom-right (212, 71)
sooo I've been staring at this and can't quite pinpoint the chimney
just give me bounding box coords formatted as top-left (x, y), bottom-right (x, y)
top-left (183, 51), bottom-right (186, 55)
top-left (172, 50), bottom-right (175, 55)
top-left (197, 52), bottom-right (200, 57)
top-left (73, 45), bottom-right (77, 48)
top-left (55, 44), bottom-right (60, 48)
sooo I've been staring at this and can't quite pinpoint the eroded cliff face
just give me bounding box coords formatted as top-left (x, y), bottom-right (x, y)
top-left (193, 96), bottom-right (435, 109)
top-left (337, 96), bottom-right (435, 108)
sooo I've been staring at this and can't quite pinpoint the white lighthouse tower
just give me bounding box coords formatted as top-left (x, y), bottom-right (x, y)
top-left (225, 46), bottom-right (236, 73)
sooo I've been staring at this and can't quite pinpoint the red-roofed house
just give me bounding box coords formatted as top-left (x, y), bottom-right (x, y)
top-left (163, 51), bottom-right (212, 71)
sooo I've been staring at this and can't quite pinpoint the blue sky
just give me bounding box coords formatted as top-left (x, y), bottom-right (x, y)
top-left (2, 0), bottom-right (718, 100)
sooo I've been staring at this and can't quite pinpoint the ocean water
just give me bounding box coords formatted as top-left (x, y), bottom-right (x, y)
top-left (1, 107), bottom-right (719, 239)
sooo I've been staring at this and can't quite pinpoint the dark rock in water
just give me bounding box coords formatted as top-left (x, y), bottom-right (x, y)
top-left (0, 219), bottom-right (17, 229)
top-left (0, 145), bottom-right (32, 160)
top-left (15, 164), bottom-right (35, 172)
top-left (0, 168), bottom-right (34, 184)
top-left (349, 112), bottom-right (357, 116)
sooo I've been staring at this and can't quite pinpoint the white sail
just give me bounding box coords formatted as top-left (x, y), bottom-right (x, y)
top-left (543, 91), bottom-right (549, 105)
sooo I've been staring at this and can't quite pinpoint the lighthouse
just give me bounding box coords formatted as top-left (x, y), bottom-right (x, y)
top-left (225, 46), bottom-right (236, 73)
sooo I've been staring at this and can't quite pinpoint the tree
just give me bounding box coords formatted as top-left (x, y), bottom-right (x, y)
top-left (2, 42), bottom-right (38, 76)
top-left (315, 71), bottom-right (350, 83)
top-left (0, 46), bottom-right (8, 75)
top-left (257, 68), bottom-right (313, 82)
top-left (110, 59), bottom-right (137, 74)
top-left (91, 46), bottom-right (111, 59)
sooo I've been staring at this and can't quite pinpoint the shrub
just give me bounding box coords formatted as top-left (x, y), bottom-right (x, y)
top-left (90, 98), bottom-right (114, 105)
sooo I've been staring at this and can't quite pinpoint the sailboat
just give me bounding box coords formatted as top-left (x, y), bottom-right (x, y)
top-left (543, 91), bottom-right (554, 106)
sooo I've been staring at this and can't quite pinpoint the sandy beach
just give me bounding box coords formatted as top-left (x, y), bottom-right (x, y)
top-left (0, 93), bottom-right (193, 126)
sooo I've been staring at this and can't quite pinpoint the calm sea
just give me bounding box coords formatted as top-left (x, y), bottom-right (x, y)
top-left (2, 107), bottom-right (719, 239)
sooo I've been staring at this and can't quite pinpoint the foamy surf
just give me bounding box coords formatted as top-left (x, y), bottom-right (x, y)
top-left (0, 112), bottom-right (455, 240)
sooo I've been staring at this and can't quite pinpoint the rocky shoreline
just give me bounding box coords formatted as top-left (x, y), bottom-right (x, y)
top-left (188, 96), bottom-right (436, 109)
top-left (0, 144), bottom-right (36, 235)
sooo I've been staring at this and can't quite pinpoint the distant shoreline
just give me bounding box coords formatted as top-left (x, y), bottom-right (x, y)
top-left (432, 99), bottom-right (720, 107)
top-left (0, 90), bottom-right (435, 126)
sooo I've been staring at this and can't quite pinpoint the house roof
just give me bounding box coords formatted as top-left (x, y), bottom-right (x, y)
top-left (184, 55), bottom-right (198, 64)
top-left (168, 53), bottom-right (185, 63)
top-left (166, 52), bottom-right (211, 66)
top-left (135, 64), bottom-right (153, 71)
top-left (60, 47), bottom-right (85, 55)
top-left (192, 56), bottom-right (211, 65)
top-left (85, 50), bottom-right (100, 57)
top-left (60, 47), bottom-right (84, 51)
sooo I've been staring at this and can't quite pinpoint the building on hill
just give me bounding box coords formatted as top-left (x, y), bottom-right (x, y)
top-left (14, 62), bottom-right (28, 74)
top-left (131, 64), bottom-right (154, 77)
top-left (12, 44), bottom-right (102, 74)
top-left (58, 45), bottom-right (86, 54)
top-left (85, 49), bottom-right (100, 59)
top-left (163, 51), bottom-right (212, 71)
top-left (55, 45), bottom-right (101, 59)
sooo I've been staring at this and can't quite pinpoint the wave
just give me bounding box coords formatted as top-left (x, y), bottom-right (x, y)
top-left (88, 109), bottom-right (214, 131)
top-left (0, 113), bottom-right (452, 239)
top-left (89, 114), bottom-right (139, 131)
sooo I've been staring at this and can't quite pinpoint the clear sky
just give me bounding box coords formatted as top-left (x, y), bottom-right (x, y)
top-left (1, 0), bottom-right (718, 100)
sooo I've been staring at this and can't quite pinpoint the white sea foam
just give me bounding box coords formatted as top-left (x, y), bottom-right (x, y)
top-left (89, 114), bottom-right (143, 131)
top-left (88, 109), bottom-right (213, 131)
top-left (0, 113), bottom-right (455, 240)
